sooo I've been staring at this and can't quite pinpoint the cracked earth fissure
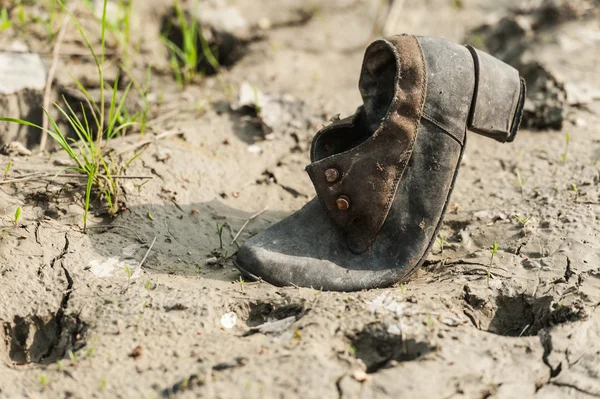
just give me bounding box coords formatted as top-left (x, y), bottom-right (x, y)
top-left (40, 233), bottom-right (76, 362)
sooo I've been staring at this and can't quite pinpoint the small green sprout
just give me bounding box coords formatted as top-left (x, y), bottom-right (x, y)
top-left (17, 4), bottom-right (25, 26)
top-left (435, 234), bottom-right (446, 255)
top-left (451, 0), bottom-right (463, 10)
top-left (4, 161), bottom-right (11, 177)
top-left (98, 376), bottom-right (107, 391)
top-left (147, 211), bottom-right (154, 221)
top-left (571, 183), bottom-right (579, 200)
top-left (513, 215), bottom-right (532, 236)
top-left (348, 345), bottom-right (356, 356)
top-left (68, 349), bottom-right (78, 366)
top-left (56, 360), bottom-right (64, 372)
top-left (399, 283), bottom-right (406, 298)
top-left (252, 85), bottom-right (262, 114)
top-left (293, 330), bottom-right (302, 341)
top-left (426, 314), bottom-right (434, 330)
top-left (513, 169), bottom-right (527, 197)
top-left (145, 280), bottom-right (151, 292)
top-left (239, 277), bottom-right (245, 291)
top-left (0, 8), bottom-right (11, 31)
top-left (39, 374), bottom-right (48, 387)
top-left (133, 179), bottom-right (149, 193)
top-left (561, 132), bottom-right (571, 163)
top-left (125, 264), bottom-right (133, 278)
top-left (13, 207), bottom-right (21, 226)
top-left (86, 337), bottom-right (97, 357)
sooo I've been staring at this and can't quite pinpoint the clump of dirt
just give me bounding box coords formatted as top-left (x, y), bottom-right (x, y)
top-left (244, 300), bottom-right (306, 327)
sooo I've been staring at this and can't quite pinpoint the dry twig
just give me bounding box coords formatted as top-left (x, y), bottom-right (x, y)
top-left (40, 7), bottom-right (74, 152)
top-left (231, 206), bottom-right (269, 245)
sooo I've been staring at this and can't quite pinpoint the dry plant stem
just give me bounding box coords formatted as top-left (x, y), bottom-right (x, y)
top-left (0, 173), bottom-right (153, 185)
top-left (133, 236), bottom-right (157, 278)
top-left (231, 206), bottom-right (269, 245)
top-left (0, 49), bottom-right (116, 57)
top-left (40, 8), bottom-right (73, 152)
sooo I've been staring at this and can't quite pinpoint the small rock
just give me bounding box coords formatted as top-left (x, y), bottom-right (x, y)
top-left (196, 0), bottom-right (251, 41)
top-left (352, 370), bottom-right (370, 382)
top-left (245, 316), bottom-right (296, 336)
top-left (473, 210), bottom-right (492, 220)
top-left (247, 144), bottom-right (262, 154)
top-left (205, 257), bottom-right (218, 265)
top-left (53, 159), bottom-right (73, 167)
top-left (440, 316), bottom-right (464, 327)
top-left (220, 312), bottom-right (237, 329)
top-left (154, 148), bottom-right (173, 162)
top-left (521, 259), bottom-right (541, 269)
top-left (1, 141), bottom-right (31, 156)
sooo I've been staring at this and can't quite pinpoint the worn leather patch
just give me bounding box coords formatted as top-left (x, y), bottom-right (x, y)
top-left (305, 35), bottom-right (427, 254)
top-left (466, 46), bottom-right (525, 143)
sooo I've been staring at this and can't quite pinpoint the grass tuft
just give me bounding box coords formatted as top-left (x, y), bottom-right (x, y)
top-left (0, 0), bottom-right (143, 231)
top-left (162, 0), bottom-right (220, 87)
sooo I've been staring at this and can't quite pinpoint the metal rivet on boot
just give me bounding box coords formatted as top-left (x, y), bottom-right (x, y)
top-left (324, 168), bottom-right (339, 183)
top-left (336, 196), bottom-right (350, 211)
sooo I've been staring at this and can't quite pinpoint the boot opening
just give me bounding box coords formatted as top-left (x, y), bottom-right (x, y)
top-left (311, 41), bottom-right (398, 162)
top-left (359, 42), bottom-right (398, 134)
top-left (311, 112), bottom-right (371, 161)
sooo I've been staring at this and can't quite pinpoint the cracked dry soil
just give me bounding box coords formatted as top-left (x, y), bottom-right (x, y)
top-left (1, 0), bottom-right (600, 398)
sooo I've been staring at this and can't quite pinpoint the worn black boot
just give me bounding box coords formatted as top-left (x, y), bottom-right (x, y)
top-left (235, 34), bottom-right (525, 291)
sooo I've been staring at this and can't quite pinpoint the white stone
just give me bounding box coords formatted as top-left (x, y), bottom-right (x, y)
top-left (220, 312), bottom-right (237, 329)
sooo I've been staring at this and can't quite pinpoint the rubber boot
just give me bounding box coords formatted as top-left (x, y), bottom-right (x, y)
top-left (235, 34), bottom-right (525, 291)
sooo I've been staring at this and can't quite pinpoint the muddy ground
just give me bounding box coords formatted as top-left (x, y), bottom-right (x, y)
top-left (0, 0), bottom-right (599, 398)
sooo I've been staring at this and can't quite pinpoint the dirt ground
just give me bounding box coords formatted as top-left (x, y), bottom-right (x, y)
top-left (0, 0), bottom-right (599, 398)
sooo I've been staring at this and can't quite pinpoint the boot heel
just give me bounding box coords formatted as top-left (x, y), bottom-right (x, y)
top-left (466, 45), bottom-right (526, 143)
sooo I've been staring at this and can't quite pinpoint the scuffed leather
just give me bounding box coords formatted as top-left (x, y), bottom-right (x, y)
top-left (467, 46), bottom-right (525, 142)
top-left (236, 119), bottom-right (462, 291)
top-left (418, 36), bottom-right (475, 146)
top-left (235, 35), bottom-right (526, 291)
top-left (306, 35), bottom-right (427, 254)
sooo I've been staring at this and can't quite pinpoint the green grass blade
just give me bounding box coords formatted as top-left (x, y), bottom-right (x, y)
top-left (54, 103), bottom-right (93, 158)
top-left (107, 80), bottom-right (133, 139)
top-left (106, 73), bottom-right (121, 138)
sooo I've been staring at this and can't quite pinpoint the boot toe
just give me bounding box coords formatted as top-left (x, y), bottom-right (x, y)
top-left (235, 200), bottom-right (347, 289)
